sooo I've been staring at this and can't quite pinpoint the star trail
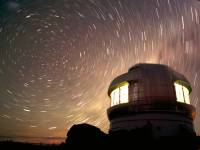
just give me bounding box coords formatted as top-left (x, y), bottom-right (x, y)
top-left (0, 0), bottom-right (200, 143)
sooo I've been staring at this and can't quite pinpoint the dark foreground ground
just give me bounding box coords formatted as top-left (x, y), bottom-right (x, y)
top-left (1, 123), bottom-right (200, 150)
top-left (1, 137), bottom-right (200, 150)
top-left (0, 141), bottom-right (67, 150)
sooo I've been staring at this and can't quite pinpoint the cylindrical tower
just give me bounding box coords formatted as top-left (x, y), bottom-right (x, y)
top-left (107, 63), bottom-right (196, 137)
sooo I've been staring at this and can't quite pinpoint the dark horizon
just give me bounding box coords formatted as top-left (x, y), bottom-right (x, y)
top-left (0, 135), bottom-right (65, 144)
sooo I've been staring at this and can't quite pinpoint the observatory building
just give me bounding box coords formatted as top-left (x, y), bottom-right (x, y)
top-left (107, 63), bottom-right (196, 137)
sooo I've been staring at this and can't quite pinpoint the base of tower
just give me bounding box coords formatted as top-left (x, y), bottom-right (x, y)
top-left (108, 101), bottom-right (196, 137)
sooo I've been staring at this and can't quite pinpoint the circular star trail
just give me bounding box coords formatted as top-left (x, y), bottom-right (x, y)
top-left (0, 0), bottom-right (200, 143)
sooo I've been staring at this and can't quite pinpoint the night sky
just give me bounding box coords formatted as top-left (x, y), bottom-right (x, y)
top-left (0, 0), bottom-right (200, 143)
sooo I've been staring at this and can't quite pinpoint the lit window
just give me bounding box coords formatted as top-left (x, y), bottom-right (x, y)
top-left (113, 88), bottom-right (119, 106)
top-left (174, 83), bottom-right (184, 103)
top-left (110, 83), bottom-right (129, 106)
top-left (111, 90), bottom-right (114, 106)
top-left (183, 86), bottom-right (190, 104)
top-left (174, 82), bottom-right (190, 104)
top-left (119, 84), bottom-right (129, 104)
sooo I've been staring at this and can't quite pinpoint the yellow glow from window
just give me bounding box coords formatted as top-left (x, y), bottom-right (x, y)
top-left (113, 88), bottom-right (119, 106)
top-left (120, 84), bottom-right (129, 104)
top-left (174, 82), bottom-right (190, 104)
top-left (174, 83), bottom-right (184, 103)
top-left (183, 86), bottom-right (190, 104)
top-left (111, 90), bottom-right (114, 106)
top-left (110, 83), bottom-right (129, 107)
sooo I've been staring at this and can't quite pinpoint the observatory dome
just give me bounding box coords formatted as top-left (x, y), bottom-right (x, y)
top-left (107, 63), bottom-right (195, 135)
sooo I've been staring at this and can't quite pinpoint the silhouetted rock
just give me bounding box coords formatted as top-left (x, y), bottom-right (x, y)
top-left (66, 123), bottom-right (106, 148)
